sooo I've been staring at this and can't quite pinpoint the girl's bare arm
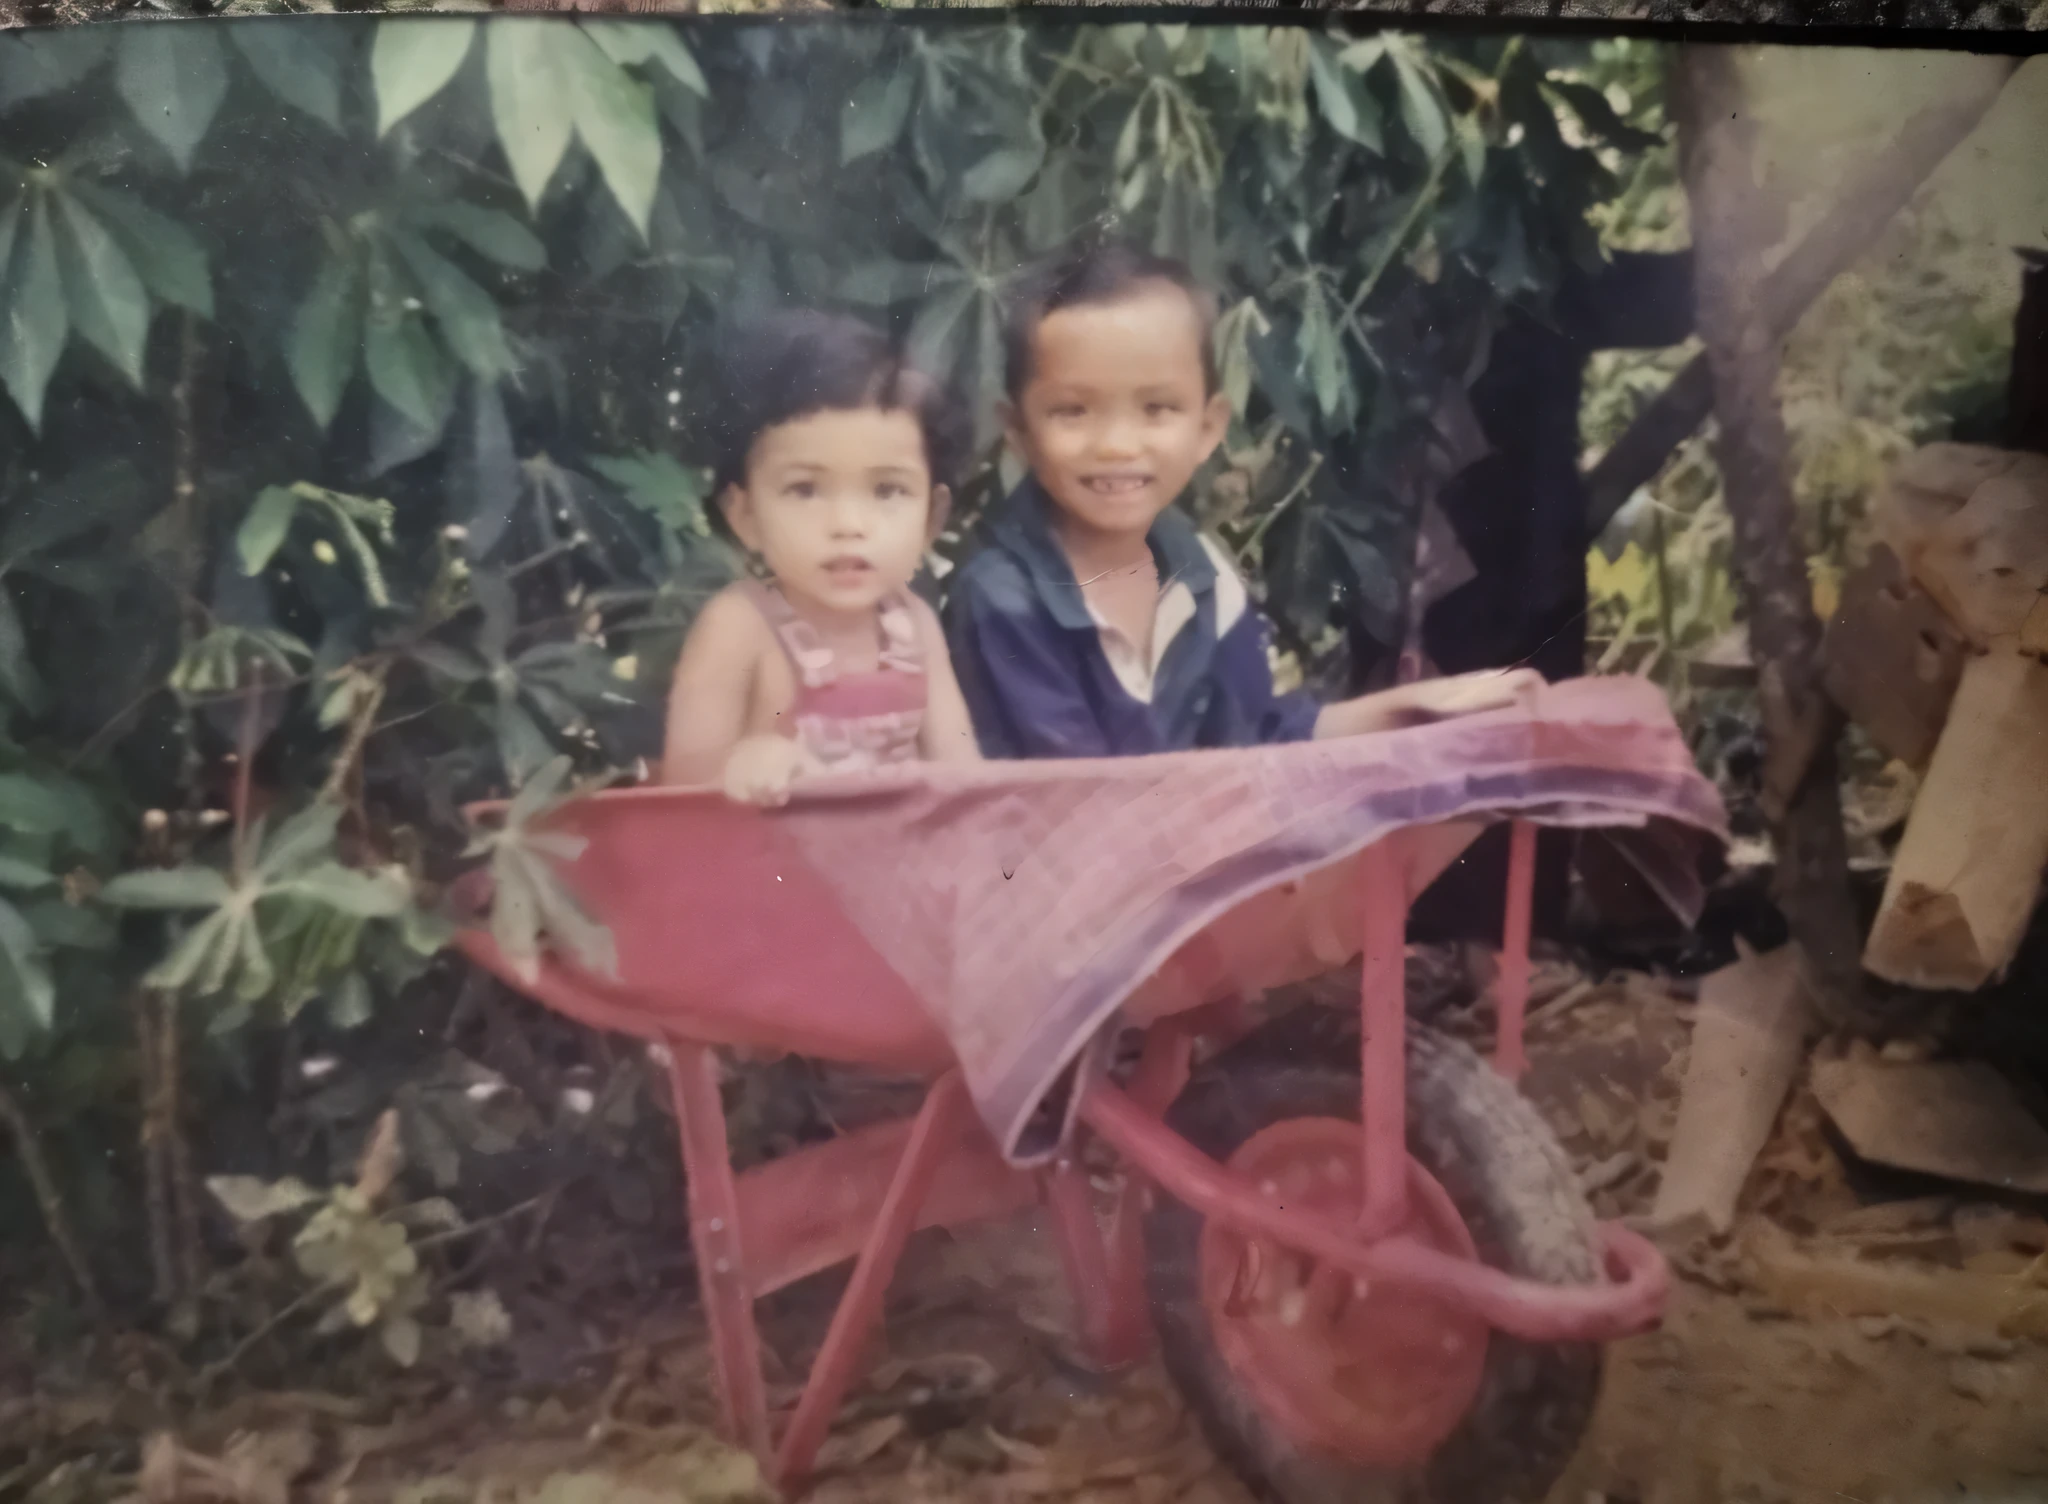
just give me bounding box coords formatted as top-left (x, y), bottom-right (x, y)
top-left (912, 598), bottom-right (983, 765)
top-left (660, 588), bottom-right (770, 785)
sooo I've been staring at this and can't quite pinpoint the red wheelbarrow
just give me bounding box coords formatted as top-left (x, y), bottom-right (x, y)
top-left (456, 677), bottom-right (1724, 1504)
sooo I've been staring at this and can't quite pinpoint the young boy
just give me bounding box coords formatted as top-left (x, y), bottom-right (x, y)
top-left (944, 240), bottom-right (1539, 760)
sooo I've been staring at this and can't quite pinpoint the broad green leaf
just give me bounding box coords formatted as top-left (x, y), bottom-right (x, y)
top-left (373, 18), bottom-right (476, 137)
top-left (100, 866), bottom-right (234, 910)
top-left (561, 36), bottom-right (659, 238)
top-left (23, 899), bottom-right (114, 952)
top-left (288, 251), bottom-right (362, 429)
top-left (0, 773), bottom-right (66, 838)
top-left (0, 856), bottom-right (53, 891)
top-left (73, 185), bottom-right (212, 318)
top-left (390, 232), bottom-right (512, 378)
top-left (55, 195), bottom-right (150, 386)
top-left (504, 753), bottom-right (573, 829)
top-left (283, 864), bottom-right (410, 918)
top-left (231, 23), bottom-right (344, 132)
top-left (364, 314), bottom-right (453, 432)
top-left (232, 912), bottom-right (277, 1003)
top-left (486, 22), bottom-right (573, 215)
top-left (0, 897), bottom-right (52, 1047)
top-left (0, 29), bottom-right (111, 113)
top-left (417, 202), bottom-right (545, 273)
top-left (1392, 52), bottom-right (1448, 161)
top-left (841, 68), bottom-right (915, 164)
top-left (256, 802), bottom-right (343, 880)
top-left (1337, 37), bottom-right (1387, 73)
top-left (116, 25), bottom-right (229, 174)
top-left (591, 451), bottom-right (706, 534)
top-left (581, 20), bottom-right (706, 96)
top-left (1308, 38), bottom-right (1381, 152)
top-left (146, 911), bottom-right (231, 992)
top-left (0, 197), bottom-right (69, 432)
top-left (962, 143), bottom-right (1043, 203)
top-left (195, 909), bottom-right (244, 998)
top-left (237, 486), bottom-right (301, 577)
top-left (906, 282), bottom-right (976, 388)
top-left (516, 847), bottom-right (615, 979)
top-left (489, 839), bottom-right (541, 983)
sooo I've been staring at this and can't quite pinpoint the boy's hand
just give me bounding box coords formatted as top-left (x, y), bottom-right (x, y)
top-left (1395, 667), bottom-right (1544, 723)
top-left (722, 735), bottom-right (812, 807)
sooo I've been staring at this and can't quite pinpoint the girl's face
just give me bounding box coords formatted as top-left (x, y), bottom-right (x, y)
top-left (723, 407), bottom-right (948, 620)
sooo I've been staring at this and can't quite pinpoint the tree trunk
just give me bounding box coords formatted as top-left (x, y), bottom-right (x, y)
top-left (1675, 47), bottom-right (1864, 1019)
top-left (1589, 55), bottom-right (2020, 534)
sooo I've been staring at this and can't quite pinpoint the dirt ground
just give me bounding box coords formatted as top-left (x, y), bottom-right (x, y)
top-left (27, 970), bottom-right (2048, 1504)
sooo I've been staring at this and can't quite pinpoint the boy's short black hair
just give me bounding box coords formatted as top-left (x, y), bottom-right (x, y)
top-left (1001, 237), bottom-right (1220, 401)
top-left (705, 309), bottom-right (970, 535)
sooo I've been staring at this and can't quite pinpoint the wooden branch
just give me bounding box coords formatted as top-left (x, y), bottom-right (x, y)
top-left (1587, 55), bottom-right (2021, 534)
top-left (1677, 47), bottom-right (1866, 1018)
top-left (0, 1079), bottom-right (105, 1316)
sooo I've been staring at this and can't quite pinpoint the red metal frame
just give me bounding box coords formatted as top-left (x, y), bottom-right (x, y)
top-left (652, 820), bottom-right (1668, 1491)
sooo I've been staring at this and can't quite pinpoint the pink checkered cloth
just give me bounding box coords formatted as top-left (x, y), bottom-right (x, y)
top-left (746, 675), bottom-right (1724, 1162)
top-left (460, 676), bottom-right (1722, 1164)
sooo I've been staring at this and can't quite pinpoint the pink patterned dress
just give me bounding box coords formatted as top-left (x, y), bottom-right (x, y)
top-left (741, 580), bottom-right (927, 771)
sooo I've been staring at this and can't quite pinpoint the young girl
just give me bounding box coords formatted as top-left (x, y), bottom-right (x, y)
top-left (661, 311), bottom-right (982, 805)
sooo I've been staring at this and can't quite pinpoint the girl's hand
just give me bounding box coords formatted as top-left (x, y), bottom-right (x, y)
top-left (722, 735), bottom-right (812, 807)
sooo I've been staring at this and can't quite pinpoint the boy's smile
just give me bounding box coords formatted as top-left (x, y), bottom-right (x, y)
top-left (1006, 281), bottom-right (1231, 560)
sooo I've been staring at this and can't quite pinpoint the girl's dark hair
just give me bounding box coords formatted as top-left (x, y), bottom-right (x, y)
top-left (705, 310), bottom-right (969, 533)
top-left (1001, 236), bottom-right (1220, 400)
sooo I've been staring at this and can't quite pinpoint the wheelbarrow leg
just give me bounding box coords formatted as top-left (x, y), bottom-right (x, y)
top-left (1494, 819), bottom-right (1538, 1080)
top-left (1358, 839), bottom-right (1410, 1239)
top-left (1049, 1020), bottom-right (1197, 1371)
top-left (666, 1039), bottom-right (774, 1468)
top-left (775, 1072), bottom-right (971, 1487)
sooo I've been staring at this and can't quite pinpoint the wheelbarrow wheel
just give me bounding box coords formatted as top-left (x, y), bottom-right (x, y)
top-left (1145, 1010), bottom-right (1601, 1504)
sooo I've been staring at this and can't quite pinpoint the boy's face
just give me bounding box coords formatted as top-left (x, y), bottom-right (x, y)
top-left (1006, 281), bottom-right (1232, 546)
top-left (723, 406), bottom-right (948, 620)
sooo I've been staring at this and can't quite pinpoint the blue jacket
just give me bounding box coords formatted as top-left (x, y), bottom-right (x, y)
top-left (944, 480), bottom-right (1321, 759)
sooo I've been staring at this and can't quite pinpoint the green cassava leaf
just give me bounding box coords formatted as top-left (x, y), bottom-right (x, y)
top-left (415, 202), bottom-right (546, 273)
top-left (390, 231), bottom-right (513, 378)
top-left (288, 250), bottom-right (362, 429)
top-left (841, 68), bottom-right (915, 165)
top-left (1391, 51), bottom-right (1448, 161)
top-left (231, 22), bottom-right (344, 131)
top-left (0, 197), bottom-right (69, 432)
top-left (255, 802), bottom-right (344, 880)
top-left (486, 22), bottom-right (574, 215)
top-left (281, 864), bottom-right (410, 918)
top-left (0, 29), bottom-right (111, 113)
top-left (72, 184), bottom-right (213, 318)
top-left (373, 18), bottom-right (475, 137)
top-left (580, 20), bottom-right (706, 96)
top-left (1309, 37), bottom-right (1380, 152)
top-left (54, 194), bottom-right (150, 386)
top-left (0, 772), bottom-right (69, 837)
top-left (99, 866), bottom-right (235, 910)
top-left (0, 856), bottom-right (54, 891)
top-left (237, 486), bottom-right (301, 576)
top-left (116, 25), bottom-right (229, 173)
top-left (0, 897), bottom-right (52, 1053)
top-left (561, 34), bottom-right (660, 238)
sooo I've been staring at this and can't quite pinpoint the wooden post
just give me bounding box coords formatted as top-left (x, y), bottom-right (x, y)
top-left (1675, 48), bottom-right (1864, 1018)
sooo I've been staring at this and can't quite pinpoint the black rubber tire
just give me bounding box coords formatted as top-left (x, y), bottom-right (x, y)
top-left (1145, 1005), bottom-right (1602, 1504)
